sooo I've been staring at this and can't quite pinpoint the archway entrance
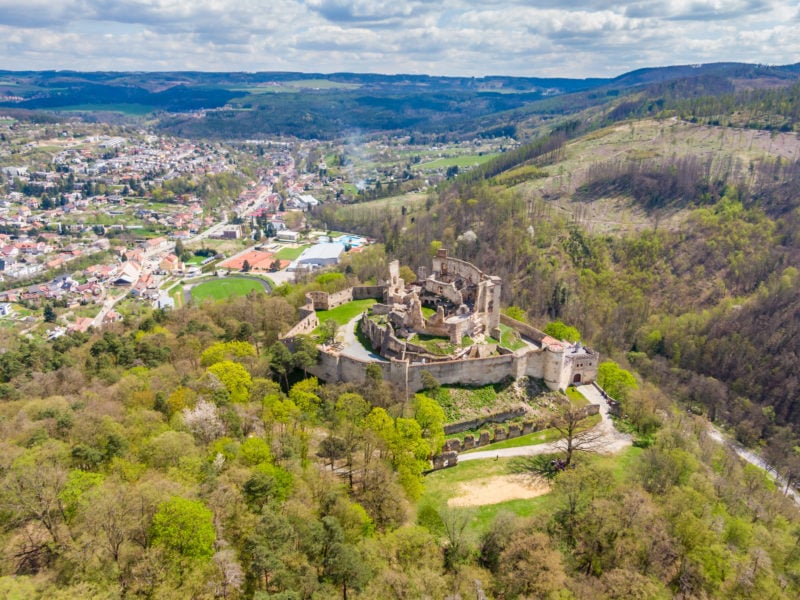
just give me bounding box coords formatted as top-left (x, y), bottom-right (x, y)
top-left (573, 373), bottom-right (582, 384)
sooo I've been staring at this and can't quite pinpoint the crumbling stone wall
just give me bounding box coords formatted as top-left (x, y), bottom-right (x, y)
top-left (442, 403), bottom-right (600, 453)
top-left (353, 285), bottom-right (384, 300)
top-left (307, 288), bottom-right (353, 310)
top-left (444, 407), bottom-right (529, 434)
top-left (283, 311), bottom-right (319, 338)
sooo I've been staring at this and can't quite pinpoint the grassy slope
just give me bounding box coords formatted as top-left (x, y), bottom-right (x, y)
top-left (420, 447), bottom-right (643, 536)
top-left (519, 119), bottom-right (800, 234)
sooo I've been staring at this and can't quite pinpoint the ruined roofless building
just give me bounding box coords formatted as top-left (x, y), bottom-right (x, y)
top-left (282, 249), bottom-right (599, 392)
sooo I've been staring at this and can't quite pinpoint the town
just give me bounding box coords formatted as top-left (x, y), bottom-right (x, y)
top-left (0, 115), bottom-right (506, 339)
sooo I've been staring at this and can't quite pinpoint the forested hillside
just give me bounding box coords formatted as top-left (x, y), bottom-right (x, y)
top-left (1, 273), bottom-right (800, 598)
top-left (314, 111), bottom-right (800, 454)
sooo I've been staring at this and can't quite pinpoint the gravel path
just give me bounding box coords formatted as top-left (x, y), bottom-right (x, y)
top-left (339, 315), bottom-right (387, 362)
top-left (459, 384), bottom-right (632, 462)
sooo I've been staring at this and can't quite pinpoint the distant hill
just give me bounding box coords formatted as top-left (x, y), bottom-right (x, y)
top-left (1, 62), bottom-right (799, 140)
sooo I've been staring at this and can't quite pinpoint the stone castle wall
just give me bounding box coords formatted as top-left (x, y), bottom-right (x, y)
top-left (308, 288), bottom-right (353, 310)
top-left (353, 285), bottom-right (385, 299)
top-left (284, 253), bottom-right (598, 393)
top-left (309, 307), bottom-right (597, 394)
top-left (283, 300), bottom-right (320, 339)
top-left (499, 313), bottom-right (548, 344)
top-left (307, 285), bottom-right (385, 311)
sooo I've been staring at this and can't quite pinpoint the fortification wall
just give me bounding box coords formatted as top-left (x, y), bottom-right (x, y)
top-left (433, 252), bottom-right (485, 284)
top-left (311, 351), bottom-right (390, 385)
top-left (560, 349), bottom-right (599, 388)
top-left (283, 311), bottom-right (319, 338)
top-left (523, 347), bottom-right (546, 379)
top-left (353, 285), bottom-right (385, 300)
top-left (424, 278), bottom-right (463, 306)
top-left (543, 346), bottom-right (565, 390)
top-left (444, 407), bottom-right (528, 434)
top-left (500, 313), bottom-right (547, 344)
top-left (306, 286), bottom-right (384, 311)
top-left (307, 288), bottom-right (353, 311)
top-left (441, 403), bottom-right (600, 453)
top-left (403, 354), bottom-right (519, 391)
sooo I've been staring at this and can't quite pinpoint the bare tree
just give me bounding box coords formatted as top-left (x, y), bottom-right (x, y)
top-left (553, 406), bottom-right (605, 466)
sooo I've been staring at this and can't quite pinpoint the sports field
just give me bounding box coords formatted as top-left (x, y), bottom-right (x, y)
top-left (190, 278), bottom-right (266, 302)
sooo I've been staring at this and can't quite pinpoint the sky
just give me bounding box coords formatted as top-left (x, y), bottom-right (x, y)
top-left (1, 1), bottom-right (799, 78)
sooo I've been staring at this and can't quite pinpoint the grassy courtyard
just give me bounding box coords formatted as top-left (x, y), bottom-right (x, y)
top-left (315, 298), bottom-right (378, 327)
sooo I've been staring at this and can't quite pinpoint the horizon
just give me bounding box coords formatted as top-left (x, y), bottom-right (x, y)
top-left (2, 59), bottom-right (797, 82)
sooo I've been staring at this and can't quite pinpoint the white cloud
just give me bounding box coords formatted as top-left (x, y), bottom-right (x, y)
top-left (0, 0), bottom-right (796, 76)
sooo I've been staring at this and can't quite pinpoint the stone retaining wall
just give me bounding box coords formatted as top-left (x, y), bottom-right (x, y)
top-left (444, 407), bottom-right (529, 434)
top-left (441, 403), bottom-right (599, 454)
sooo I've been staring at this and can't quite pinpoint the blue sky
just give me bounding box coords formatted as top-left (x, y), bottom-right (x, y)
top-left (0, 1), bottom-right (798, 77)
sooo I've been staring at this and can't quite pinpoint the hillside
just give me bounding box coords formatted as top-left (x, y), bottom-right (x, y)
top-left (0, 269), bottom-right (799, 598)
top-left (315, 113), bottom-right (800, 451)
top-left (3, 62), bottom-right (800, 140)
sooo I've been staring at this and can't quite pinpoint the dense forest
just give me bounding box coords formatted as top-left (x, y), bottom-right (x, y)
top-left (1, 276), bottom-right (800, 598)
top-left (4, 62), bottom-right (800, 140)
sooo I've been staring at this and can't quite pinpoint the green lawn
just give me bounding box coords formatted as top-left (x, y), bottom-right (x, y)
top-left (496, 323), bottom-right (528, 350)
top-left (420, 457), bottom-right (555, 535)
top-left (408, 333), bottom-right (459, 356)
top-left (274, 245), bottom-right (310, 260)
top-left (315, 299), bottom-right (377, 327)
top-left (566, 385), bottom-right (589, 407)
top-left (184, 255), bottom-right (206, 266)
top-left (190, 278), bottom-right (266, 302)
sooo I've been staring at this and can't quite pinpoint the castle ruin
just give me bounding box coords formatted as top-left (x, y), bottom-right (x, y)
top-left (283, 249), bottom-right (598, 393)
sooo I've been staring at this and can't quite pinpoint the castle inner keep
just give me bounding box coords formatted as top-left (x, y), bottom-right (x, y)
top-left (283, 249), bottom-right (599, 393)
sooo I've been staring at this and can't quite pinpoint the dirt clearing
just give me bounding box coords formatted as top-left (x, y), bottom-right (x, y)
top-left (447, 474), bottom-right (550, 507)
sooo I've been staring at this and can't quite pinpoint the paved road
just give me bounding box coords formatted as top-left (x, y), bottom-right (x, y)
top-left (187, 218), bottom-right (228, 244)
top-left (459, 384), bottom-right (632, 462)
top-left (91, 290), bottom-right (129, 328)
top-left (706, 425), bottom-right (800, 507)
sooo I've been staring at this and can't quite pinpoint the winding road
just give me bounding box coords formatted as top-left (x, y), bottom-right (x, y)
top-left (706, 425), bottom-right (800, 507)
top-left (454, 384), bottom-right (800, 509)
